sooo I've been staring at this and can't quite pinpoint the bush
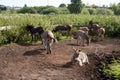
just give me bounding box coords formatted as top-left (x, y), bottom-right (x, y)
top-left (88, 8), bottom-right (96, 15)
top-left (112, 3), bottom-right (120, 15)
top-left (81, 8), bottom-right (90, 15)
top-left (96, 8), bottom-right (114, 15)
top-left (0, 26), bottom-right (30, 44)
top-left (40, 6), bottom-right (59, 14)
top-left (58, 7), bottom-right (70, 14)
top-left (17, 7), bottom-right (37, 14)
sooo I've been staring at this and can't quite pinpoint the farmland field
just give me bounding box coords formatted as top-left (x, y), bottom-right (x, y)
top-left (0, 14), bottom-right (120, 80)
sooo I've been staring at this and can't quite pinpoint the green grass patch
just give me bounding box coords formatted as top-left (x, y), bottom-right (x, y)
top-left (0, 14), bottom-right (120, 45)
top-left (103, 59), bottom-right (120, 79)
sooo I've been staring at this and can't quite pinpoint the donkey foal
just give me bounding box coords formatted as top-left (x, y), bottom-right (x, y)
top-left (71, 47), bottom-right (89, 66)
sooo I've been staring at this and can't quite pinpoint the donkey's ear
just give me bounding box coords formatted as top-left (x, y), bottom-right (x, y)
top-left (72, 47), bottom-right (76, 51)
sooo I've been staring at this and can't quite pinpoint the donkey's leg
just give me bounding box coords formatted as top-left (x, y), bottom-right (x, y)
top-left (81, 38), bottom-right (85, 46)
top-left (86, 56), bottom-right (89, 64)
top-left (46, 39), bottom-right (52, 54)
top-left (46, 42), bottom-right (51, 54)
top-left (42, 39), bottom-right (47, 50)
top-left (77, 36), bottom-right (80, 45)
top-left (49, 39), bottom-right (54, 54)
top-left (75, 58), bottom-right (83, 66)
top-left (101, 34), bottom-right (104, 41)
top-left (31, 34), bottom-right (34, 41)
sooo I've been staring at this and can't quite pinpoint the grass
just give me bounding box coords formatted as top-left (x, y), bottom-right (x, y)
top-left (0, 14), bottom-right (120, 44)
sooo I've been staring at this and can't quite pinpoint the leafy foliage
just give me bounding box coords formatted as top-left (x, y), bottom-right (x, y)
top-left (40, 6), bottom-right (59, 14)
top-left (81, 8), bottom-right (90, 15)
top-left (0, 5), bottom-right (7, 10)
top-left (112, 3), bottom-right (120, 15)
top-left (59, 3), bottom-right (66, 7)
top-left (17, 5), bottom-right (37, 14)
top-left (0, 14), bottom-right (120, 45)
top-left (96, 8), bottom-right (114, 15)
top-left (103, 59), bottom-right (120, 79)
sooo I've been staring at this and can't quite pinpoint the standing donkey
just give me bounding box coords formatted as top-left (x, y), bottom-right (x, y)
top-left (76, 29), bottom-right (90, 46)
top-left (26, 24), bottom-right (57, 54)
top-left (89, 20), bottom-right (105, 41)
top-left (25, 24), bottom-right (43, 41)
top-left (40, 29), bottom-right (57, 54)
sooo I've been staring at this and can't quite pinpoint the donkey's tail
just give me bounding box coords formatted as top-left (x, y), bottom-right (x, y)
top-left (53, 38), bottom-right (58, 43)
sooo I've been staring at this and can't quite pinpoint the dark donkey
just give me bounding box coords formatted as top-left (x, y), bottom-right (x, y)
top-left (26, 24), bottom-right (57, 54)
top-left (52, 24), bottom-right (72, 32)
top-left (25, 24), bottom-right (44, 41)
top-left (52, 24), bottom-right (72, 36)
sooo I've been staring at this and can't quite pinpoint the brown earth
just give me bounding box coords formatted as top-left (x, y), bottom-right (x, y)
top-left (0, 38), bottom-right (120, 80)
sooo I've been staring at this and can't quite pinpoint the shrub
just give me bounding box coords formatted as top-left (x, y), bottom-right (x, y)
top-left (103, 59), bottom-right (120, 79)
top-left (96, 8), bottom-right (114, 15)
top-left (88, 8), bottom-right (96, 15)
top-left (40, 6), bottom-right (59, 14)
top-left (81, 8), bottom-right (90, 15)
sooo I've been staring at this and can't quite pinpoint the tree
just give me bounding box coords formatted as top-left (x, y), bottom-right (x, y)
top-left (59, 3), bottom-right (66, 7)
top-left (0, 5), bottom-right (7, 10)
top-left (67, 0), bottom-right (84, 13)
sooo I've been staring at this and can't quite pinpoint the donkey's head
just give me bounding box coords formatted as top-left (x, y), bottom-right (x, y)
top-left (89, 20), bottom-right (93, 26)
top-left (26, 24), bottom-right (34, 31)
top-left (72, 47), bottom-right (82, 55)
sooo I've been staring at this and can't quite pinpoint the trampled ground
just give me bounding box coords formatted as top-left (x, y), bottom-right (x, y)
top-left (0, 38), bottom-right (120, 80)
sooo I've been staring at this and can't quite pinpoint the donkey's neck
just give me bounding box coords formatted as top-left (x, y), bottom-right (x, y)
top-left (39, 30), bottom-right (45, 35)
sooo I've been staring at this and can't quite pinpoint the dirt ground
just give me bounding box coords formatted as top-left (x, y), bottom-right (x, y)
top-left (0, 38), bottom-right (120, 80)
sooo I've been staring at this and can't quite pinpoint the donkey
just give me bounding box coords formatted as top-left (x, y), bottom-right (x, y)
top-left (40, 29), bottom-right (57, 54)
top-left (71, 47), bottom-right (89, 66)
top-left (76, 30), bottom-right (90, 46)
top-left (52, 24), bottom-right (72, 36)
top-left (25, 24), bottom-right (43, 41)
top-left (89, 20), bottom-right (105, 41)
top-left (98, 27), bottom-right (105, 41)
top-left (79, 27), bottom-right (89, 34)
top-left (52, 24), bottom-right (72, 32)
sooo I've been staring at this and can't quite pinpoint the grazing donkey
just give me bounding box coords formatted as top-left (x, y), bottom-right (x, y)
top-left (25, 25), bottom-right (43, 41)
top-left (76, 30), bottom-right (90, 46)
top-left (40, 29), bottom-right (57, 54)
top-left (52, 24), bottom-right (72, 36)
top-left (52, 24), bottom-right (72, 32)
top-left (97, 27), bottom-right (105, 41)
top-left (89, 20), bottom-right (105, 41)
top-left (71, 47), bottom-right (89, 66)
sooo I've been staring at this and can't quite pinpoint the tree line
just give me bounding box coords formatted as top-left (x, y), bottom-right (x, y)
top-left (0, 0), bottom-right (120, 15)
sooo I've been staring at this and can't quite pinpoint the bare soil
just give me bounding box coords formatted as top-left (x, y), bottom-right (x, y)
top-left (0, 38), bottom-right (120, 80)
